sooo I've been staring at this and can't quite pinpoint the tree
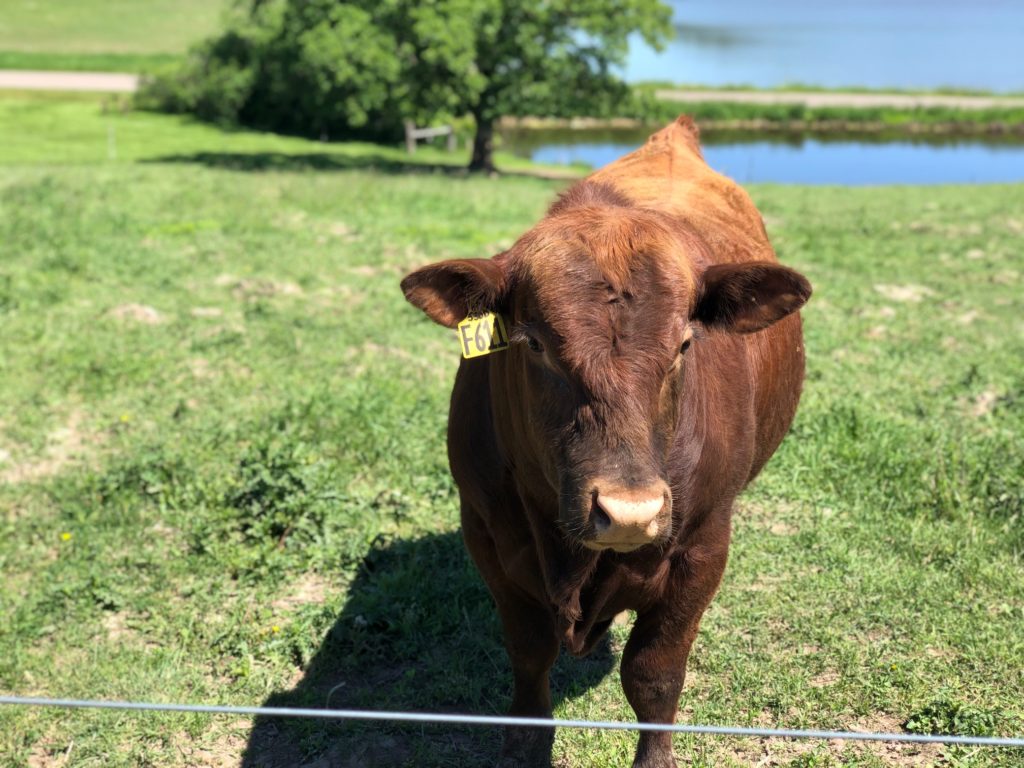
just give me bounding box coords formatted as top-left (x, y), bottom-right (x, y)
top-left (141, 0), bottom-right (673, 171)
top-left (352, 0), bottom-right (673, 171)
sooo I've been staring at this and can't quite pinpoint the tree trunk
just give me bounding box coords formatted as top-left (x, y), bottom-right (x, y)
top-left (469, 113), bottom-right (496, 173)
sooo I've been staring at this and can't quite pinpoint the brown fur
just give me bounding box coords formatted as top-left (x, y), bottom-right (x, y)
top-left (401, 117), bottom-right (811, 768)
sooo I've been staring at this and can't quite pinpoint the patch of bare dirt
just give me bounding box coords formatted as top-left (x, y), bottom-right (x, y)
top-left (26, 739), bottom-right (74, 768)
top-left (0, 410), bottom-right (98, 485)
top-left (191, 307), bottom-right (224, 318)
top-left (277, 210), bottom-right (307, 229)
top-left (191, 324), bottom-right (248, 352)
top-left (345, 339), bottom-right (455, 381)
top-left (735, 501), bottom-right (802, 538)
top-left (169, 720), bottom-right (250, 767)
top-left (746, 574), bottom-right (786, 592)
top-left (271, 572), bottom-right (332, 613)
top-left (722, 712), bottom-right (943, 767)
top-left (214, 274), bottom-right (303, 299)
top-left (969, 390), bottom-right (999, 418)
top-left (108, 303), bottom-right (164, 324)
top-left (347, 264), bottom-right (403, 278)
top-left (327, 221), bottom-right (354, 238)
top-left (873, 284), bottom-right (935, 303)
top-left (189, 357), bottom-right (214, 379)
top-left (100, 610), bottom-right (146, 644)
top-left (810, 671), bottom-right (840, 688)
top-left (864, 629), bottom-right (892, 645)
top-left (768, 521), bottom-right (797, 535)
top-left (993, 269), bottom-right (1019, 285)
top-left (840, 713), bottom-right (944, 766)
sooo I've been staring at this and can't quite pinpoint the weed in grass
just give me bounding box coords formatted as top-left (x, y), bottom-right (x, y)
top-left (904, 697), bottom-right (997, 738)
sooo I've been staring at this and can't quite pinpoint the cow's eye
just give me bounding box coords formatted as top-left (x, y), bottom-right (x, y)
top-left (527, 336), bottom-right (544, 354)
top-left (680, 339), bottom-right (691, 354)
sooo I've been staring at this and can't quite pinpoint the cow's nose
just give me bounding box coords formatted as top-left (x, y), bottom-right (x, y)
top-left (590, 481), bottom-right (670, 550)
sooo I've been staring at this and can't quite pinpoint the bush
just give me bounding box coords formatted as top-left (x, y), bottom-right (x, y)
top-left (137, 0), bottom-right (407, 141)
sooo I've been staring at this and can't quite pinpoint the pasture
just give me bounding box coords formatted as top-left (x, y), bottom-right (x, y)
top-left (0, 0), bottom-right (230, 72)
top-left (1, 93), bottom-right (1023, 767)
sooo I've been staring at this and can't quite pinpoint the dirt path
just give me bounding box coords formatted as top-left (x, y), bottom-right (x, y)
top-left (0, 70), bottom-right (138, 92)
top-left (3, 69), bottom-right (1021, 111)
top-left (655, 88), bottom-right (1024, 110)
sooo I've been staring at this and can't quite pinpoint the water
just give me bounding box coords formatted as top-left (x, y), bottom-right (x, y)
top-left (626, 0), bottom-right (1024, 93)
top-left (503, 129), bottom-right (1024, 184)
top-left (504, 2), bottom-right (1024, 183)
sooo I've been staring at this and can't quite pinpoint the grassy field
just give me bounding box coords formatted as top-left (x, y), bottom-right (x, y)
top-left (0, 92), bottom-right (577, 175)
top-left (1, 93), bottom-right (1023, 768)
top-left (0, 0), bottom-right (229, 72)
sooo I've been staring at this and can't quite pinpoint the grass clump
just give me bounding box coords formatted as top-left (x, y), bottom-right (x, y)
top-left (905, 697), bottom-right (998, 738)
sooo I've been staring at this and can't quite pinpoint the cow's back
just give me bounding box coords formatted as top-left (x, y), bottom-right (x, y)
top-left (588, 116), bottom-right (775, 267)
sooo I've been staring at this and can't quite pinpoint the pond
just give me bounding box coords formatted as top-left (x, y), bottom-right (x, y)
top-left (500, 129), bottom-right (1024, 185)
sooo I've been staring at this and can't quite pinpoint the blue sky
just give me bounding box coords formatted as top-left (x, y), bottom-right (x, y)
top-left (625, 0), bottom-right (1024, 91)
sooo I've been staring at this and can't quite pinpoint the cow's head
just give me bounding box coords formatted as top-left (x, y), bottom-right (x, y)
top-left (401, 183), bottom-right (810, 553)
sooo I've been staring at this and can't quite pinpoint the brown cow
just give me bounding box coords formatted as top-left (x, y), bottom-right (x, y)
top-left (401, 116), bottom-right (811, 768)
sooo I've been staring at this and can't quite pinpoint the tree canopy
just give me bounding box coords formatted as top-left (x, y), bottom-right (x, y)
top-left (141, 0), bottom-right (673, 171)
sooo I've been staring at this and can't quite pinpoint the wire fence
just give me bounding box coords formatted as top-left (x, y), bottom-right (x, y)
top-left (3, 696), bottom-right (1024, 749)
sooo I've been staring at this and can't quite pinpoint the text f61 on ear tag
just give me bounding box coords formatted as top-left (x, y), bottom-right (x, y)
top-left (457, 313), bottom-right (510, 359)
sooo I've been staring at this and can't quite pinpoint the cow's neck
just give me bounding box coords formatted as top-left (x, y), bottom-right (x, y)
top-left (510, 474), bottom-right (602, 643)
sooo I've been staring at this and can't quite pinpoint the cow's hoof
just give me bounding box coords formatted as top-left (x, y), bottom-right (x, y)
top-left (631, 750), bottom-right (677, 768)
top-left (631, 739), bottom-right (677, 768)
top-left (498, 726), bottom-right (554, 768)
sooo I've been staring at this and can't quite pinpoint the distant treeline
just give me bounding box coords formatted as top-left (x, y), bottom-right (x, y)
top-left (612, 86), bottom-right (1024, 135)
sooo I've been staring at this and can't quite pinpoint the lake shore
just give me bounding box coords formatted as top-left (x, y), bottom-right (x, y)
top-left (502, 116), bottom-right (1024, 137)
top-left (502, 94), bottom-right (1024, 137)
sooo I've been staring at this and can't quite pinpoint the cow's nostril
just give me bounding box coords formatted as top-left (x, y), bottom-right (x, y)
top-left (589, 483), bottom-right (667, 547)
top-left (591, 494), bottom-right (611, 532)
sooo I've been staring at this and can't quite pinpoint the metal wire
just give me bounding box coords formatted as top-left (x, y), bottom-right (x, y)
top-left (2, 696), bottom-right (1023, 748)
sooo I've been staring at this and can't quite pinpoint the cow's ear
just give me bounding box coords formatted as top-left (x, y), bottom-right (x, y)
top-left (401, 258), bottom-right (508, 329)
top-left (692, 262), bottom-right (811, 334)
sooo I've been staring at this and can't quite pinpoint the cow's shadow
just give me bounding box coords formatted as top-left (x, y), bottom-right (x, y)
top-left (241, 531), bottom-right (617, 767)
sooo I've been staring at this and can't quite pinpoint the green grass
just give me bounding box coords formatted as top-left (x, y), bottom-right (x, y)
top-left (0, 0), bottom-right (229, 71)
top-left (1, 94), bottom-right (1023, 768)
top-left (0, 50), bottom-right (181, 73)
top-left (0, 0), bottom-right (226, 72)
top-left (0, 93), bottom-right (577, 175)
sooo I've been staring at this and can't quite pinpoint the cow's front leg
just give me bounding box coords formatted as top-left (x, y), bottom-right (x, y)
top-left (621, 540), bottom-right (729, 768)
top-left (493, 586), bottom-right (560, 768)
top-left (463, 513), bottom-right (559, 768)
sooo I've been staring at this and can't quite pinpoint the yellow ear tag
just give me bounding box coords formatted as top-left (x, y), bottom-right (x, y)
top-left (457, 313), bottom-right (510, 359)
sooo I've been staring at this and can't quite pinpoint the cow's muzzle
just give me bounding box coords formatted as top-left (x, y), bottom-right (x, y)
top-left (581, 479), bottom-right (672, 552)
